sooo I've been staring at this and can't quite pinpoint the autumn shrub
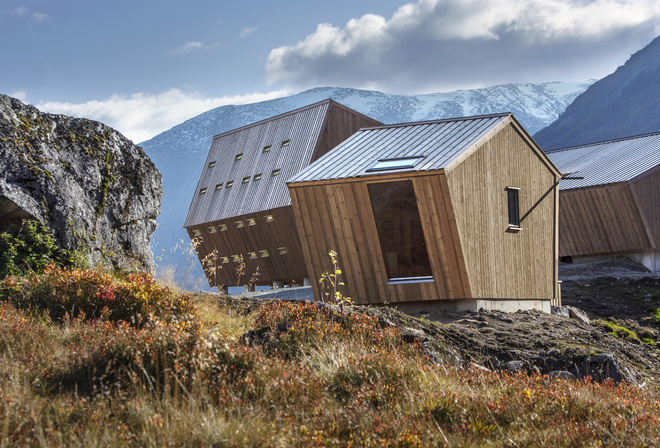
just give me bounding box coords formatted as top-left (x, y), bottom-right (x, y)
top-left (0, 265), bottom-right (198, 330)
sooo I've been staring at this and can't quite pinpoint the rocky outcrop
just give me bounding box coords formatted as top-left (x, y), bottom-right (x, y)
top-left (0, 94), bottom-right (162, 273)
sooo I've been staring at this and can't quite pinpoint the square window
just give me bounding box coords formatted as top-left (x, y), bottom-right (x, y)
top-left (271, 169), bottom-right (281, 177)
top-left (265, 215), bottom-right (274, 223)
top-left (263, 145), bottom-right (272, 153)
top-left (236, 221), bottom-right (244, 228)
top-left (215, 183), bottom-right (223, 190)
top-left (235, 153), bottom-right (243, 161)
top-left (247, 218), bottom-right (256, 226)
top-left (226, 181), bottom-right (234, 188)
top-left (219, 224), bottom-right (228, 231)
top-left (208, 226), bottom-right (217, 233)
top-left (208, 161), bottom-right (216, 168)
top-left (280, 139), bottom-right (290, 148)
top-left (199, 187), bottom-right (207, 194)
top-left (259, 250), bottom-right (269, 258)
top-left (277, 247), bottom-right (288, 255)
top-left (242, 176), bottom-right (251, 184)
top-left (253, 173), bottom-right (262, 181)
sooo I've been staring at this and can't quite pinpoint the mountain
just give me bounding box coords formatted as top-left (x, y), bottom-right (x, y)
top-left (534, 35), bottom-right (660, 150)
top-left (140, 82), bottom-right (594, 289)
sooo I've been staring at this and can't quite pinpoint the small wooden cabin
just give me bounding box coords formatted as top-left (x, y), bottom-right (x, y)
top-left (546, 132), bottom-right (660, 272)
top-left (183, 100), bottom-right (382, 290)
top-left (287, 113), bottom-right (562, 312)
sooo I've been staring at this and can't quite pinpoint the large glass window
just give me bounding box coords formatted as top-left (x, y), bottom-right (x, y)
top-left (368, 181), bottom-right (433, 282)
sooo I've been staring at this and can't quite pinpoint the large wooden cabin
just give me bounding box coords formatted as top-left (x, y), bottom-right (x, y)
top-left (183, 100), bottom-right (382, 290)
top-left (287, 113), bottom-right (562, 312)
top-left (546, 132), bottom-right (660, 272)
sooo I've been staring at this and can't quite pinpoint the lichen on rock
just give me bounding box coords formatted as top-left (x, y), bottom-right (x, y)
top-left (0, 94), bottom-right (162, 273)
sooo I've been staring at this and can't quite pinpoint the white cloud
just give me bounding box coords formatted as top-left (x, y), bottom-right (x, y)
top-left (32, 12), bottom-right (48, 22)
top-left (10, 90), bottom-right (28, 102)
top-left (265, 0), bottom-right (660, 93)
top-left (240, 26), bottom-right (257, 38)
top-left (36, 88), bottom-right (295, 143)
top-left (170, 41), bottom-right (203, 55)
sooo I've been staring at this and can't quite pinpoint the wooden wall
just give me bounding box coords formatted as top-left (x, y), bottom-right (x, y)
top-left (288, 172), bottom-right (471, 305)
top-left (631, 167), bottom-right (660, 250)
top-left (445, 123), bottom-right (558, 300)
top-left (187, 206), bottom-right (307, 288)
top-left (558, 183), bottom-right (652, 257)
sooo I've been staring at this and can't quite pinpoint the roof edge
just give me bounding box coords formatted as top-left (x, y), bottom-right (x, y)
top-left (357, 112), bottom-right (512, 132)
top-left (545, 130), bottom-right (660, 153)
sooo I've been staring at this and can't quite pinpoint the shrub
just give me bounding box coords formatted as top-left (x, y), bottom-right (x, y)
top-left (0, 265), bottom-right (198, 330)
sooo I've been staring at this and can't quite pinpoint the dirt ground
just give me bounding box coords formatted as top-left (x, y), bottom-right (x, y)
top-left (205, 257), bottom-right (660, 386)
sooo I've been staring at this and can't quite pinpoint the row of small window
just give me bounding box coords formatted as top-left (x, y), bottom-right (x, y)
top-left (192, 215), bottom-right (275, 237)
top-left (205, 247), bottom-right (289, 266)
top-left (206, 140), bottom-right (291, 169)
top-left (199, 169), bottom-right (281, 195)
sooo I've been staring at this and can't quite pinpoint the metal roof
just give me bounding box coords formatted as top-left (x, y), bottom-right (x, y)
top-left (546, 132), bottom-right (660, 190)
top-left (184, 100), bottom-right (333, 227)
top-left (287, 113), bottom-right (512, 184)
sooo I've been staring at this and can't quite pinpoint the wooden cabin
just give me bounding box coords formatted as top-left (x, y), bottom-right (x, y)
top-left (287, 113), bottom-right (562, 312)
top-left (546, 132), bottom-right (660, 272)
top-left (183, 100), bottom-right (382, 290)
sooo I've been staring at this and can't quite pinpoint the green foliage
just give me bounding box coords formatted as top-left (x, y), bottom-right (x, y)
top-left (594, 319), bottom-right (640, 342)
top-left (0, 219), bottom-right (85, 278)
top-left (0, 265), bottom-right (198, 331)
top-left (653, 308), bottom-right (660, 324)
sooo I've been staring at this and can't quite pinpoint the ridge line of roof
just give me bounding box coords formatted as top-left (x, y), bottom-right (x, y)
top-left (356, 112), bottom-right (512, 131)
top-left (545, 130), bottom-right (660, 153)
top-left (211, 98), bottom-right (336, 139)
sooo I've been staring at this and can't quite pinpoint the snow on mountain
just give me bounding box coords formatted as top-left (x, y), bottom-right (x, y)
top-left (140, 82), bottom-right (594, 289)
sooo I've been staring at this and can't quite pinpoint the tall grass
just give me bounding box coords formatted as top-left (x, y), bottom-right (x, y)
top-left (0, 270), bottom-right (659, 446)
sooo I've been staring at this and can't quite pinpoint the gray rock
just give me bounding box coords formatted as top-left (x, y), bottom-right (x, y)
top-left (547, 348), bottom-right (561, 356)
top-left (0, 94), bottom-right (162, 273)
top-left (506, 361), bottom-right (525, 372)
top-left (566, 306), bottom-right (590, 325)
top-left (549, 371), bottom-right (576, 380)
top-left (551, 306), bottom-right (570, 318)
top-left (582, 353), bottom-right (637, 384)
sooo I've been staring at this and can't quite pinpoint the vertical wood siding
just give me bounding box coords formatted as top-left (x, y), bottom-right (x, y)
top-left (446, 124), bottom-right (558, 300)
top-left (631, 168), bottom-right (660, 250)
top-left (559, 183), bottom-right (653, 257)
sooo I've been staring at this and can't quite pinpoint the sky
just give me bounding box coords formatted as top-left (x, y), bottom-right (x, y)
top-left (2, 0), bottom-right (660, 143)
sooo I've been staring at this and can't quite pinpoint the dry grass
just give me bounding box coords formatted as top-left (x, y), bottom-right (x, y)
top-left (1, 271), bottom-right (660, 446)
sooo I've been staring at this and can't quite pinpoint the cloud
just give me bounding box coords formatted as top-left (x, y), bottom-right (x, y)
top-left (10, 90), bottom-right (28, 102)
top-left (36, 88), bottom-right (295, 143)
top-left (170, 41), bottom-right (203, 55)
top-left (13, 7), bottom-right (48, 21)
top-left (32, 12), bottom-right (48, 22)
top-left (240, 26), bottom-right (257, 38)
top-left (265, 0), bottom-right (660, 93)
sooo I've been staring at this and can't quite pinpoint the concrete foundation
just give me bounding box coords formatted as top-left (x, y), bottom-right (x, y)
top-left (628, 250), bottom-right (660, 273)
top-left (393, 298), bottom-right (551, 315)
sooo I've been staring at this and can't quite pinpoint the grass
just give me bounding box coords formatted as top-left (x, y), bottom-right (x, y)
top-left (0, 269), bottom-right (660, 446)
top-left (593, 319), bottom-right (640, 342)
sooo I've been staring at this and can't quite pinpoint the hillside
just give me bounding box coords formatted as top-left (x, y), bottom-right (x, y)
top-left (141, 82), bottom-right (593, 288)
top-left (534, 35), bottom-right (660, 150)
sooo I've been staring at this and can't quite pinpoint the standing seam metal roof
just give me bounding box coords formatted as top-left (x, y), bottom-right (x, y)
top-left (546, 131), bottom-right (660, 190)
top-left (287, 113), bottom-right (511, 184)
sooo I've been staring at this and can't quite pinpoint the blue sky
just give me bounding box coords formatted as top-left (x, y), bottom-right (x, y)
top-left (2, 0), bottom-right (660, 142)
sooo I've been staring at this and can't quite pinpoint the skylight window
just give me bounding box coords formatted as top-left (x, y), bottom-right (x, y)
top-left (208, 161), bottom-right (216, 168)
top-left (263, 145), bottom-right (271, 153)
top-left (199, 188), bottom-right (207, 194)
top-left (271, 169), bottom-right (281, 177)
top-left (215, 183), bottom-right (223, 190)
top-left (242, 176), bottom-right (251, 184)
top-left (226, 181), bottom-right (234, 188)
top-left (280, 139), bottom-right (290, 148)
top-left (235, 153), bottom-right (243, 161)
top-left (253, 173), bottom-right (262, 181)
top-left (366, 156), bottom-right (425, 172)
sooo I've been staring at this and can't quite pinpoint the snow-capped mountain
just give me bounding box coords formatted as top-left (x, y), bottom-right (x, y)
top-left (140, 82), bottom-right (594, 289)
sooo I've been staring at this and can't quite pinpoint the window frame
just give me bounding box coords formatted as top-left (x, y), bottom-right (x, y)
top-left (506, 186), bottom-right (521, 230)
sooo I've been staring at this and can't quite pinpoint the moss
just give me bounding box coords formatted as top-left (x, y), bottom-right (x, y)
top-left (594, 319), bottom-right (640, 342)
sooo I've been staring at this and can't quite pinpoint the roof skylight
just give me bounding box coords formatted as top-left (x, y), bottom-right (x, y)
top-left (366, 156), bottom-right (425, 172)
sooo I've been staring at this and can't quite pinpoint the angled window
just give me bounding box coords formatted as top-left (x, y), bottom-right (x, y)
top-left (232, 255), bottom-right (241, 263)
top-left (247, 218), bottom-right (256, 226)
top-left (263, 145), bottom-right (272, 153)
top-left (192, 229), bottom-right (201, 237)
top-left (265, 215), bottom-right (274, 223)
top-left (220, 256), bottom-right (230, 264)
top-left (277, 247), bottom-right (288, 255)
top-left (236, 220), bottom-right (244, 228)
top-left (215, 183), bottom-right (223, 190)
top-left (271, 169), bottom-right (281, 177)
top-left (259, 249), bottom-right (269, 258)
top-left (208, 161), bottom-right (216, 168)
top-left (248, 251), bottom-right (257, 259)
top-left (366, 156), bottom-right (425, 172)
top-left (226, 181), bottom-right (234, 188)
top-left (242, 176), bottom-right (251, 184)
top-left (219, 223), bottom-right (228, 231)
top-left (208, 226), bottom-right (217, 233)
top-left (199, 187), bottom-right (207, 194)
top-left (253, 173), bottom-right (262, 181)
top-left (234, 153), bottom-right (243, 161)
top-left (507, 187), bottom-right (521, 228)
top-left (280, 139), bottom-right (290, 148)
top-left (206, 259), bottom-right (214, 267)
top-left (368, 181), bottom-right (433, 283)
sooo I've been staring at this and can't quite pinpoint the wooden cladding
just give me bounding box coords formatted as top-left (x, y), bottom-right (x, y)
top-left (558, 183), bottom-right (653, 257)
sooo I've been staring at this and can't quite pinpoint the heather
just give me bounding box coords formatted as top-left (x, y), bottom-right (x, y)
top-left (0, 270), bottom-right (659, 446)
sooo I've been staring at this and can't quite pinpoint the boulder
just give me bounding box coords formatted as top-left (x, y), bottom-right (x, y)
top-left (0, 94), bottom-right (162, 273)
